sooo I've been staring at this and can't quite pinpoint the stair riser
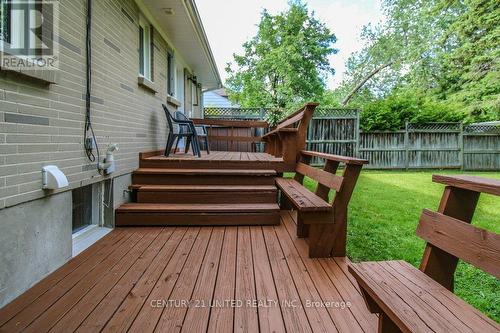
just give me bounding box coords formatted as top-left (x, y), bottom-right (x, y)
top-left (132, 174), bottom-right (276, 186)
top-left (139, 160), bottom-right (287, 172)
top-left (115, 212), bottom-right (280, 226)
top-left (137, 191), bottom-right (277, 204)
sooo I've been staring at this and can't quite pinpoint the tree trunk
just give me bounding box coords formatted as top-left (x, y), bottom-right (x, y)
top-left (341, 61), bottom-right (395, 106)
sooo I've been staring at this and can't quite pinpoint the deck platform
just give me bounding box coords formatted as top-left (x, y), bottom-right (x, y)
top-left (0, 211), bottom-right (377, 332)
top-left (139, 150), bottom-right (288, 172)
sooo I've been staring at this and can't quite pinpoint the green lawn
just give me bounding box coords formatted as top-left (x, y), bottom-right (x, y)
top-left (297, 170), bottom-right (500, 322)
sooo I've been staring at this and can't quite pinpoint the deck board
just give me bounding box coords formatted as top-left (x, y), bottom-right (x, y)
top-left (0, 212), bottom-right (377, 333)
top-left (140, 151), bottom-right (288, 172)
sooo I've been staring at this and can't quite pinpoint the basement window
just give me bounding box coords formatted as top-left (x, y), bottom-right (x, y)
top-left (72, 182), bottom-right (112, 256)
top-left (72, 184), bottom-right (94, 233)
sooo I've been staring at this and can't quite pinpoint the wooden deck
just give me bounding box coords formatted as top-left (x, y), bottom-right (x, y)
top-left (0, 211), bottom-right (377, 333)
top-left (139, 151), bottom-right (289, 172)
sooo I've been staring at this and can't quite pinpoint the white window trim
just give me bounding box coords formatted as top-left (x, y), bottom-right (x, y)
top-left (138, 15), bottom-right (151, 80)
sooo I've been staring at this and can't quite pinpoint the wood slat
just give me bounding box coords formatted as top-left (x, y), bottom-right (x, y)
top-left (276, 178), bottom-right (332, 211)
top-left (250, 227), bottom-right (286, 333)
top-left (76, 228), bottom-right (185, 332)
top-left (3, 216), bottom-right (384, 333)
top-left (0, 229), bottom-right (126, 327)
top-left (126, 228), bottom-right (204, 332)
top-left (181, 228), bottom-right (225, 333)
top-left (272, 224), bottom-right (339, 332)
top-left (207, 228), bottom-right (237, 333)
top-left (416, 209), bottom-right (500, 278)
top-left (192, 118), bottom-right (269, 128)
top-left (116, 203), bottom-right (280, 213)
top-left (281, 212), bottom-right (377, 332)
top-left (349, 261), bottom-right (500, 333)
top-left (263, 127), bottom-right (299, 137)
top-left (133, 168), bottom-right (277, 176)
top-left (262, 227), bottom-right (313, 332)
top-left (301, 151), bottom-right (369, 165)
top-left (0, 229), bottom-right (141, 332)
top-left (208, 135), bottom-right (263, 142)
top-left (234, 227), bottom-right (259, 332)
top-left (47, 228), bottom-right (167, 332)
top-left (101, 228), bottom-right (198, 332)
top-left (296, 162), bottom-right (344, 191)
top-left (349, 261), bottom-right (449, 333)
top-left (432, 174), bottom-right (500, 196)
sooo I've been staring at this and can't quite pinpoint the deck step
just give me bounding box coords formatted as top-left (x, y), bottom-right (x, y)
top-left (136, 185), bottom-right (278, 204)
top-left (115, 203), bottom-right (280, 226)
top-left (132, 168), bottom-right (277, 186)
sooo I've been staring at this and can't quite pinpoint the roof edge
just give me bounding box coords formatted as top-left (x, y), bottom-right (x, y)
top-left (183, 0), bottom-right (222, 89)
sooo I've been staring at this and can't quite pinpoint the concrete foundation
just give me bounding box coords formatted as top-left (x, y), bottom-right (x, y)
top-left (0, 191), bottom-right (72, 307)
top-left (0, 172), bottom-right (134, 308)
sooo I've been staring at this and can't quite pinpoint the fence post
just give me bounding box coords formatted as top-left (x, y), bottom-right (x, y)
top-left (459, 122), bottom-right (464, 170)
top-left (355, 109), bottom-right (360, 157)
top-left (404, 121), bottom-right (409, 170)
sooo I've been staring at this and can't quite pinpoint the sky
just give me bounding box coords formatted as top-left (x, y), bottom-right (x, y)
top-left (196, 0), bottom-right (385, 89)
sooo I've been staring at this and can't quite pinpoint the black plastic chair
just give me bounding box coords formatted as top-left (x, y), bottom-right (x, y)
top-left (163, 104), bottom-right (200, 157)
top-left (174, 111), bottom-right (210, 155)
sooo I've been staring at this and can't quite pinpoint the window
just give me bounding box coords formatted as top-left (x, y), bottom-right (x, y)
top-left (139, 16), bottom-right (152, 80)
top-left (0, 2), bottom-right (11, 44)
top-left (167, 51), bottom-right (175, 96)
top-left (0, 2), bottom-right (48, 56)
top-left (72, 185), bottom-right (94, 233)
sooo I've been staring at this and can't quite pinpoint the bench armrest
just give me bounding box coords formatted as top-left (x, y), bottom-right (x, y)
top-left (300, 150), bottom-right (368, 165)
top-left (262, 127), bottom-right (298, 138)
top-left (432, 175), bottom-right (500, 196)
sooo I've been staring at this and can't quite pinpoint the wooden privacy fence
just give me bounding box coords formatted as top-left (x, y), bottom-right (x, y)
top-left (359, 122), bottom-right (500, 170)
top-left (204, 107), bottom-right (360, 158)
top-left (204, 108), bottom-right (499, 170)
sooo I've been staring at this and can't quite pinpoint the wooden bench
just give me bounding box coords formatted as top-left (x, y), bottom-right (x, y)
top-left (263, 103), bottom-right (319, 169)
top-left (349, 175), bottom-right (500, 333)
top-left (276, 150), bottom-right (368, 257)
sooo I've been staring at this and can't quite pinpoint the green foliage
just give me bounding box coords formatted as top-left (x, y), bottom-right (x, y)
top-left (360, 89), bottom-right (468, 131)
top-left (265, 108), bottom-right (285, 127)
top-left (335, 0), bottom-right (499, 129)
top-left (225, 1), bottom-right (337, 112)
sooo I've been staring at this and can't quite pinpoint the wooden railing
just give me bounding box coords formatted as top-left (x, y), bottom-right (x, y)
top-left (191, 118), bottom-right (268, 152)
top-left (262, 103), bottom-right (319, 168)
top-left (193, 103), bottom-right (319, 171)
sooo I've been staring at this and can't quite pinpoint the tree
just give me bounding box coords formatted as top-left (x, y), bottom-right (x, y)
top-left (225, 1), bottom-right (337, 111)
top-left (437, 0), bottom-right (500, 121)
top-left (331, 0), bottom-right (499, 129)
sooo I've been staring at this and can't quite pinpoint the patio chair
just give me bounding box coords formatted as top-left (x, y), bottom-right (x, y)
top-left (162, 104), bottom-right (200, 157)
top-left (174, 111), bottom-right (210, 155)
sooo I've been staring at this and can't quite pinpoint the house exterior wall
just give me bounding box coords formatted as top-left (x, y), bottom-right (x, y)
top-left (0, 0), bottom-right (203, 307)
top-left (203, 90), bottom-right (239, 108)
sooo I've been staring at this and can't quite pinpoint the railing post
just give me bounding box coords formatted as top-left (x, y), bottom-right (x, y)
top-left (419, 186), bottom-right (480, 291)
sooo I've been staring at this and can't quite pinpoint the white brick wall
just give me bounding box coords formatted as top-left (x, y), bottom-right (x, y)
top-left (0, 0), bottom-right (196, 209)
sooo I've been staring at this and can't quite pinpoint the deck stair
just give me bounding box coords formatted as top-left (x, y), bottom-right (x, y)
top-left (116, 166), bottom-right (281, 226)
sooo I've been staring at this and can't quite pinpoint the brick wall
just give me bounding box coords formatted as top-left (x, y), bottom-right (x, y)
top-left (0, 0), bottom-right (194, 209)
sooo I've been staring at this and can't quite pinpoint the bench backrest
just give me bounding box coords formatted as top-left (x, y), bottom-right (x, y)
top-left (295, 150), bottom-right (368, 206)
top-left (417, 175), bottom-right (500, 287)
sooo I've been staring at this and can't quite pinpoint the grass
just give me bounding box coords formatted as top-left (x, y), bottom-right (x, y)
top-left (296, 170), bottom-right (500, 322)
